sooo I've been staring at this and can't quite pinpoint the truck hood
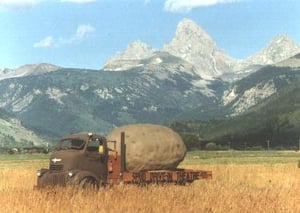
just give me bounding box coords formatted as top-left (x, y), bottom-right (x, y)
top-left (49, 150), bottom-right (85, 172)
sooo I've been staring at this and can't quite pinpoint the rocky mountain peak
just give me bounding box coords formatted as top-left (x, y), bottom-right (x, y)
top-left (173, 18), bottom-right (215, 48)
top-left (108, 40), bottom-right (155, 61)
top-left (163, 18), bottom-right (236, 78)
top-left (163, 18), bottom-right (216, 60)
top-left (246, 35), bottom-right (300, 65)
top-left (103, 40), bottom-right (156, 71)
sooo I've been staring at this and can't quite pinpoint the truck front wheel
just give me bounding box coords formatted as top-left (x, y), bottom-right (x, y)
top-left (79, 177), bottom-right (99, 190)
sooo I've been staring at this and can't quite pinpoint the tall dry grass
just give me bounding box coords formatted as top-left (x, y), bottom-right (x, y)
top-left (0, 163), bottom-right (299, 213)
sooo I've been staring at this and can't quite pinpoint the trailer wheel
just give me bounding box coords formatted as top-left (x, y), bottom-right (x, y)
top-left (79, 177), bottom-right (99, 190)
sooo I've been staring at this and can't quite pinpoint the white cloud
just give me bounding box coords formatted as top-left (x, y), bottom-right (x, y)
top-left (0, 0), bottom-right (95, 9)
top-left (33, 36), bottom-right (55, 48)
top-left (164, 0), bottom-right (243, 12)
top-left (60, 0), bottom-right (96, 3)
top-left (0, 0), bottom-right (42, 9)
top-left (75, 24), bottom-right (96, 40)
top-left (33, 24), bottom-right (96, 48)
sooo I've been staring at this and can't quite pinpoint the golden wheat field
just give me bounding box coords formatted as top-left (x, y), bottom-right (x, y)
top-left (0, 153), bottom-right (300, 213)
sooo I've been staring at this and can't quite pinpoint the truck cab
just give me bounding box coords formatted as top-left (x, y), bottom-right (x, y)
top-left (36, 133), bottom-right (108, 188)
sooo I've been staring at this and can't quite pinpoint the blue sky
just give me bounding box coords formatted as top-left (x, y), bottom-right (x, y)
top-left (0, 0), bottom-right (299, 69)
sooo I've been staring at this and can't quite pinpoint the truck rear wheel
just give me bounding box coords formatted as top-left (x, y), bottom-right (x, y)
top-left (79, 177), bottom-right (99, 190)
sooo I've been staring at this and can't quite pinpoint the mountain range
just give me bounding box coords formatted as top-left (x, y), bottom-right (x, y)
top-left (0, 18), bottom-right (300, 148)
top-left (104, 19), bottom-right (300, 80)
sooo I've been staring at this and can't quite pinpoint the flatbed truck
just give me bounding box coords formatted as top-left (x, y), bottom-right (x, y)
top-left (36, 132), bottom-right (212, 188)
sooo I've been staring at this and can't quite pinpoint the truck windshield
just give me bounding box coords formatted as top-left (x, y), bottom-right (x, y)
top-left (56, 139), bottom-right (85, 150)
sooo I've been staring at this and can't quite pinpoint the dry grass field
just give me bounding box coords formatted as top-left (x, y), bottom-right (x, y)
top-left (0, 152), bottom-right (299, 213)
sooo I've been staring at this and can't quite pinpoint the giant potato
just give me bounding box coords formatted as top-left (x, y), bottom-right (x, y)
top-left (107, 124), bottom-right (186, 172)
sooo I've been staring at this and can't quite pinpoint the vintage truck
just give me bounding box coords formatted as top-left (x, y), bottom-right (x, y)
top-left (36, 132), bottom-right (212, 188)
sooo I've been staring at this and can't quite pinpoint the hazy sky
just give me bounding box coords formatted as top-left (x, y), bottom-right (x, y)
top-left (0, 0), bottom-right (299, 69)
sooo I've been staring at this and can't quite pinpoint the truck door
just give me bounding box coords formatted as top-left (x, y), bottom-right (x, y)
top-left (85, 137), bottom-right (108, 178)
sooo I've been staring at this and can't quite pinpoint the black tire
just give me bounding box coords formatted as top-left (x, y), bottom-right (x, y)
top-left (79, 177), bottom-right (99, 190)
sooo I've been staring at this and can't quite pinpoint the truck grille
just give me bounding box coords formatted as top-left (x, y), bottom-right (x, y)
top-left (50, 164), bottom-right (63, 172)
top-left (51, 173), bottom-right (67, 186)
top-left (38, 171), bottom-right (67, 187)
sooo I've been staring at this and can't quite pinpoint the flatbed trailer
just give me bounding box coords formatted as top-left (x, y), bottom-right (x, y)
top-left (106, 133), bottom-right (212, 185)
top-left (121, 170), bottom-right (212, 185)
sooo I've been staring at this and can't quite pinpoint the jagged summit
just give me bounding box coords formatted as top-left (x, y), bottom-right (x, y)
top-left (246, 35), bottom-right (300, 65)
top-left (168, 18), bottom-right (215, 49)
top-left (163, 18), bottom-right (236, 78)
top-left (103, 40), bottom-right (156, 71)
top-left (109, 40), bottom-right (156, 61)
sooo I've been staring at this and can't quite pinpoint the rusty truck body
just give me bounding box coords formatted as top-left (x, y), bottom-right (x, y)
top-left (36, 132), bottom-right (212, 188)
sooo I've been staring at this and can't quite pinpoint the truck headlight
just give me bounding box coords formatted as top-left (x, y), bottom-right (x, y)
top-left (37, 171), bottom-right (42, 177)
top-left (36, 169), bottom-right (48, 177)
top-left (68, 171), bottom-right (74, 177)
